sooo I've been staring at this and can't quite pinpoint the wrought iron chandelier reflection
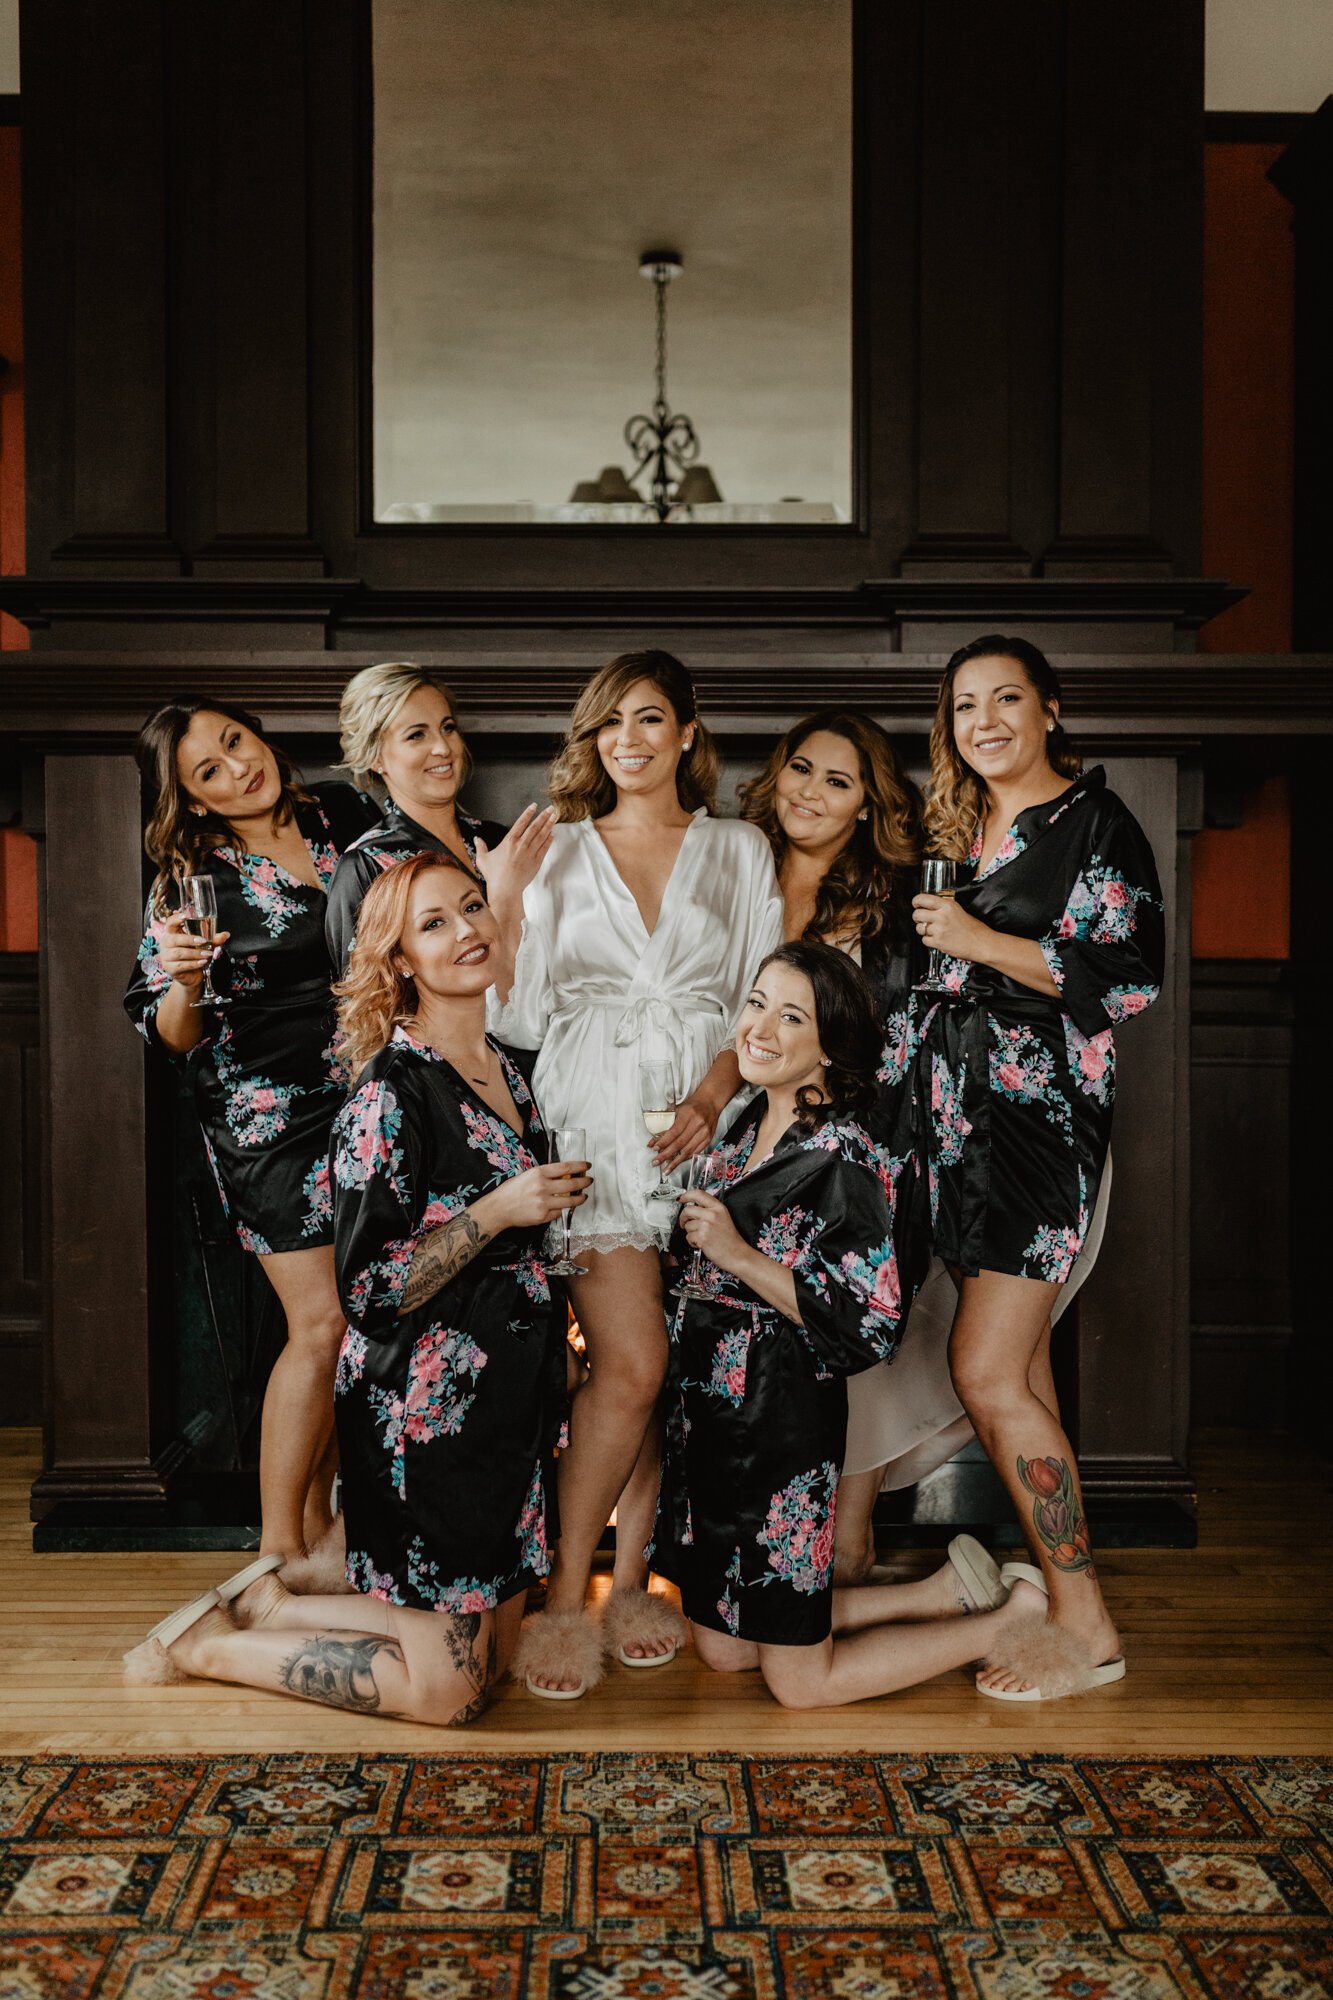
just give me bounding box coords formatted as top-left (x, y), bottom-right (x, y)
top-left (571, 252), bottom-right (722, 522)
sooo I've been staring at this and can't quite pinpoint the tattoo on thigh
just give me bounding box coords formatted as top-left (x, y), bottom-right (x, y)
top-left (442, 1609), bottom-right (498, 1727)
top-left (278, 1633), bottom-right (405, 1713)
top-left (1017, 1454), bottom-right (1094, 1573)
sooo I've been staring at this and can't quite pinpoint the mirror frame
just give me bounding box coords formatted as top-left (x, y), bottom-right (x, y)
top-left (352, 0), bottom-right (915, 591)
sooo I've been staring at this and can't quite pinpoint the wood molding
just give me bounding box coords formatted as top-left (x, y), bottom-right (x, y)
top-left (4, 647), bottom-right (1332, 739)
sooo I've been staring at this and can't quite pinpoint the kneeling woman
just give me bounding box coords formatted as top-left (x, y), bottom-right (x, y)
top-left (652, 942), bottom-right (1045, 1709)
top-left (126, 852), bottom-right (587, 1725)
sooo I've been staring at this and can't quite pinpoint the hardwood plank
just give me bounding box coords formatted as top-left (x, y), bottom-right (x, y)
top-left (1, 1428), bottom-right (1330, 1756)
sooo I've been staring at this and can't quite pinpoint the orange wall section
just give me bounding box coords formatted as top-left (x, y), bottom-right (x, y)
top-left (1191, 775), bottom-right (1291, 961)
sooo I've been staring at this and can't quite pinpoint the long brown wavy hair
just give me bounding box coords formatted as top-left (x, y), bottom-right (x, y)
top-left (333, 849), bottom-right (477, 1082)
top-left (924, 635), bottom-right (1082, 860)
top-left (738, 709), bottom-right (921, 945)
top-left (752, 941), bottom-right (880, 1132)
top-left (135, 699), bottom-right (313, 910)
top-left (546, 650), bottom-right (718, 821)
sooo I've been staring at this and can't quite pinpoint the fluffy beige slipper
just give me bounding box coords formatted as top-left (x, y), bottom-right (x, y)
top-left (510, 1608), bottom-right (606, 1700)
top-left (976, 1611), bottom-right (1124, 1702)
top-left (279, 1517), bottom-right (354, 1596)
top-left (602, 1585), bottom-right (688, 1669)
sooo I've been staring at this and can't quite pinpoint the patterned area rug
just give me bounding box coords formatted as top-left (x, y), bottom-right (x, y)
top-left (0, 1753), bottom-right (1330, 1998)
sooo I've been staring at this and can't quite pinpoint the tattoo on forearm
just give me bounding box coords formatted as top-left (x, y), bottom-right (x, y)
top-left (1017, 1454), bottom-right (1095, 1573)
top-left (442, 1609), bottom-right (498, 1727)
top-left (401, 1212), bottom-right (492, 1311)
top-left (277, 1633), bottom-right (405, 1713)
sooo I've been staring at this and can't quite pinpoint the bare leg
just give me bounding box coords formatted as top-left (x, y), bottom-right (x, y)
top-left (166, 1591), bottom-right (512, 1727)
top-left (530, 1246), bottom-right (668, 1689)
top-left (234, 1571), bottom-right (528, 1680)
top-left (832, 1465), bottom-right (885, 1584)
top-left (303, 1426), bottom-right (340, 1552)
top-left (255, 1245), bottom-right (345, 1561)
top-left (612, 1407), bottom-right (664, 1596)
top-left (830, 1561), bottom-right (980, 1633)
top-left (752, 1578), bottom-right (1049, 1707)
top-left (949, 1272), bottom-right (1119, 1691)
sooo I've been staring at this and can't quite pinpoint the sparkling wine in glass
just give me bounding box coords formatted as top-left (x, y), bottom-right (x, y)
top-left (914, 856), bottom-right (959, 995)
top-left (678, 1150), bottom-right (721, 1301)
top-left (181, 874), bottom-right (230, 1010)
top-left (639, 1057), bottom-right (680, 1205)
top-left (547, 1125), bottom-right (588, 1277)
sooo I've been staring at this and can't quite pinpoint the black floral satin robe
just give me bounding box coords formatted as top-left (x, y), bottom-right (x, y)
top-left (906, 767), bottom-right (1164, 1281)
top-left (124, 782), bottom-right (379, 1254)
top-left (331, 1028), bottom-right (566, 1612)
top-left (651, 1098), bottom-right (905, 1647)
top-left (325, 800), bottom-right (509, 975)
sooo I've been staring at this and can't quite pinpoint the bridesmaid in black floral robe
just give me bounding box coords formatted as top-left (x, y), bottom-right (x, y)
top-left (649, 941), bottom-right (1054, 1707)
top-left (332, 1025), bottom-right (568, 1612)
top-left (123, 699), bottom-right (378, 1565)
top-left (123, 850), bottom-right (585, 1728)
top-left (907, 636), bottom-right (1163, 1702)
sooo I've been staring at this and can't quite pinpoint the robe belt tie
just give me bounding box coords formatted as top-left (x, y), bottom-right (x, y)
top-left (551, 991), bottom-right (726, 1081)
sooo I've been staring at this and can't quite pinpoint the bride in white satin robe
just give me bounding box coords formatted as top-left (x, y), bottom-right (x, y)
top-left (482, 652), bottom-right (784, 1698)
top-left (491, 810), bottom-right (783, 1254)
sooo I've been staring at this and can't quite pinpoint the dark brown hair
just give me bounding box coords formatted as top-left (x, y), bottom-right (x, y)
top-left (752, 939), bottom-right (880, 1131)
top-left (135, 699), bottom-right (312, 908)
top-left (738, 708), bottom-right (921, 944)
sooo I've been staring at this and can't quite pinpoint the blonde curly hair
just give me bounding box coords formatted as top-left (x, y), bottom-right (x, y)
top-left (337, 661), bottom-right (472, 795)
top-left (924, 635), bottom-right (1081, 860)
top-left (738, 708), bottom-right (920, 945)
top-left (333, 849), bottom-right (478, 1081)
top-left (547, 651), bottom-right (718, 821)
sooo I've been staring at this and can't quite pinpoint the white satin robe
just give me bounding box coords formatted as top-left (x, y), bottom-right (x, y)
top-left (489, 811), bottom-right (784, 1255)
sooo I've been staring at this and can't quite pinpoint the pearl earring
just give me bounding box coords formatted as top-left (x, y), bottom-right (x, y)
top-left (1046, 723), bottom-right (1054, 734)
top-left (820, 1056), bottom-right (831, 1067)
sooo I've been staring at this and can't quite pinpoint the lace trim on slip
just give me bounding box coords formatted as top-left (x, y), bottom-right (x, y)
top-left (562, 1228), bottom-right (668, 1258)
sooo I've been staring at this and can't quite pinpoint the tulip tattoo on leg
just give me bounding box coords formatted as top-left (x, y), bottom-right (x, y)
top-left (1017, 1454), bottom-right (1094, 1574)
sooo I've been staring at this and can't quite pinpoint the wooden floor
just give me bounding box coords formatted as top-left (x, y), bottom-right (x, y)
top-left (2, 1428), bottom-right (1330, 1757)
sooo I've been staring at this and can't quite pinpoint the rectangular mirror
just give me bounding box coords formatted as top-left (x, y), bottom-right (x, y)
top-left (372, 0), bottom-right (853, 526)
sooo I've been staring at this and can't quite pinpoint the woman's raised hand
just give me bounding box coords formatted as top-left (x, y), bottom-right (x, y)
top-left (497, 1159), bottom-right (591, 1230)
top-left (156, 910), bottom-right (231, 996)
top-left (475, 804), bottom-right (556, 908)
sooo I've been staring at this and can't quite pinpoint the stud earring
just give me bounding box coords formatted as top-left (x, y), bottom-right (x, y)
top-left (820, 1056), bottom-right (831, 1067)
top-left (857, 809), bottom-right (869, 821)
top-left (1046, 723), bottom-right (1054, 734)
top-left (190, 804), bottom-right (207, 817)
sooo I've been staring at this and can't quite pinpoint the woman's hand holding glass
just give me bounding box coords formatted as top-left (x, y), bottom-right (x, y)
top-left (159, 898), bottom-right (231, 1006)
top-left (678, 1154), bottom-right (745, 1294)
top-left (493, 1159), bottom-right (591, 1233)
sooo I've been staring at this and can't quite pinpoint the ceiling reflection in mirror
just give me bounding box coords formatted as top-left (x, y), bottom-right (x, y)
top-left (372, 0), bottom-right (852, 526)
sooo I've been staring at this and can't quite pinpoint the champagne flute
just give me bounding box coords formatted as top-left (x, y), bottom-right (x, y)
top-left (678, 1149), bottom-right (721, 1300)
top-left (639, 1057), bottom-right (680, 1205)
top-left (547, 1125), bottom-right (588, 1277)
top-left (914, 856), bottom-right (958, 994)
top-left (181, 874), bottom-right (230, 1010)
